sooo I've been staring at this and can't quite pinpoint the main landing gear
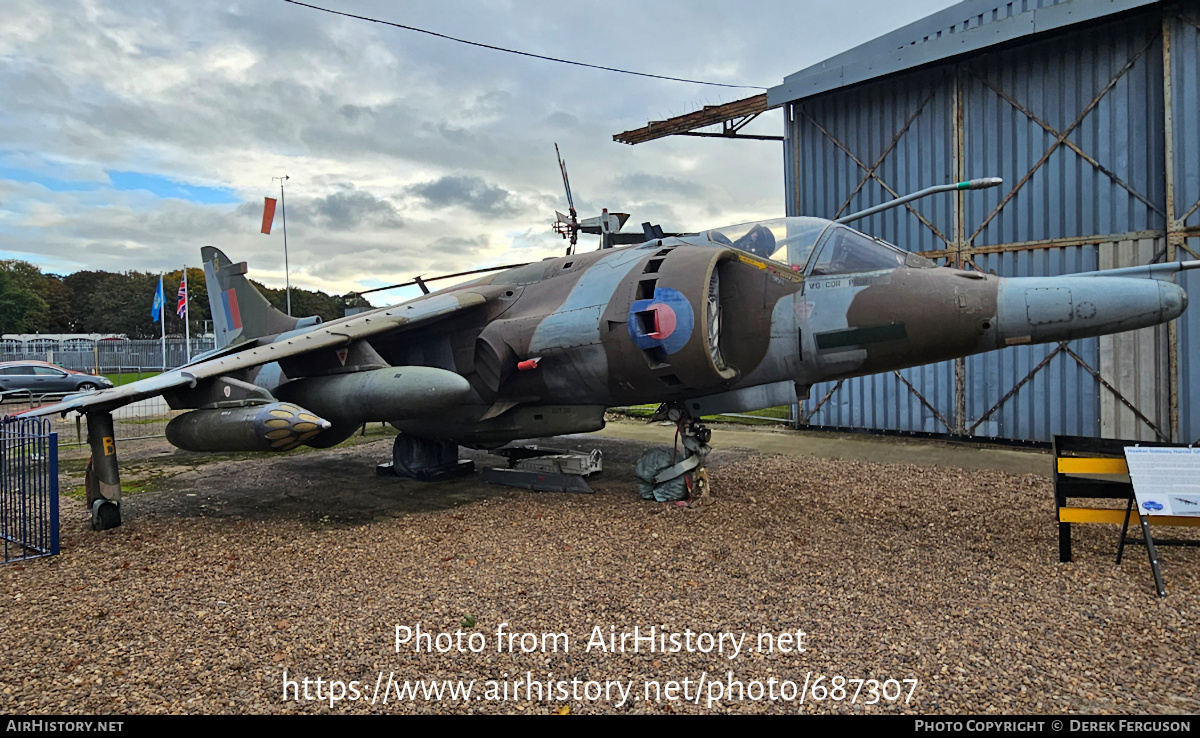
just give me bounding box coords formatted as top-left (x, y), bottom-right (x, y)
top-left (84, 410), bottom-right (122, 530)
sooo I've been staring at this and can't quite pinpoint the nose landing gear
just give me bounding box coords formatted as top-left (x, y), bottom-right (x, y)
top-left (635, 403), bottom-right (713, 504)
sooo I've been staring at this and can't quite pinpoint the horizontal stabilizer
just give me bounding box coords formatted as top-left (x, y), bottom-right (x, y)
top-left (580, 212), bottom-right (630, 234)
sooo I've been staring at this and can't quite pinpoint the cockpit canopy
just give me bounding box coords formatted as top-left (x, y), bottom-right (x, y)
top-left (694, 216), bottom-right (932, 275)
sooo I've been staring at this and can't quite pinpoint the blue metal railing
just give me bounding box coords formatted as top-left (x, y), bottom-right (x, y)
top-left (0, 417), bottom-right (59, 562)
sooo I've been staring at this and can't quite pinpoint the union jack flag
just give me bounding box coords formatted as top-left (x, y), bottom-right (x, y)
top-left (176, 273), bottom-right (187, 318)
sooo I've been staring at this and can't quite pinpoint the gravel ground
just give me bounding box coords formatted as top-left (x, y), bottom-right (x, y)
top-left (2, 427), bottom-right (1198, 715)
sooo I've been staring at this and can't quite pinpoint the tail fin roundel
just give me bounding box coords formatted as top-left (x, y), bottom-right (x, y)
top-left (202, 246), bottom-right (305, 349)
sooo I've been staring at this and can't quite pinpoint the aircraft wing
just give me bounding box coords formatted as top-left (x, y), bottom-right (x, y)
top-left (6, 290), bottom-right (487, 421)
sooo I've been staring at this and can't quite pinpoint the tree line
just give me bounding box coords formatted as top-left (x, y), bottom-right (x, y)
top-left (0, 260), bottom-right (372, 338)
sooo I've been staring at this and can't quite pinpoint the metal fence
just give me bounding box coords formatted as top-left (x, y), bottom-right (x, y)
top-left (0, 393), bottom-right (177, 448)
top-left (0, 339), bottom-right (210, 446)
top-left (1, 417), bottom-right (58, 562)
top-left (1, 338), bottom-right (216, 374)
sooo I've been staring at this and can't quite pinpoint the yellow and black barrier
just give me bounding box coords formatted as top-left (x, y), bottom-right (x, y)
top-left (1053, 435), bottom-right (1200, 596)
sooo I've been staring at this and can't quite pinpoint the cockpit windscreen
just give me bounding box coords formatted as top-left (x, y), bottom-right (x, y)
top-left (703, 217), bottom-right (830, 269)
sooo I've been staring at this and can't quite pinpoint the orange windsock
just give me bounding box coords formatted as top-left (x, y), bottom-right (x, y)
top-left (261, 197), bottom-right (277, 234)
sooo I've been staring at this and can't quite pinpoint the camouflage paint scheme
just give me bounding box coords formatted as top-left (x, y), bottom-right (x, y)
top-left (17, 216), bottom-right (1190, 455)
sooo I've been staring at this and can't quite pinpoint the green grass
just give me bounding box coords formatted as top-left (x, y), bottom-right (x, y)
top-left (101, 371), bottom-right (161, 386)
top-left (117, 417), bottom-right (172, 425)
top-left (613, 404), bottom-right (793, 425)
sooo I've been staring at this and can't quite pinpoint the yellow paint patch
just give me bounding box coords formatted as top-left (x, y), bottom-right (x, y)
top-left (102, 436), bottom-right (115, 456)
top-left (1058, 507), bottom-right (1200, 526)
top-left (1057, 457), bottom-right (1128, 474)
top-left (736, 254), bottom-right (767, 270)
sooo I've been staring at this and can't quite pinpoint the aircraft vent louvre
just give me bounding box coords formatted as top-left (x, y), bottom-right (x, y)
top-left (473, 339), bottom-right (505, 393)
top-left (658, 374), bottom-right (684, 387)
top-left (642, 346), bottom-right (670, 370)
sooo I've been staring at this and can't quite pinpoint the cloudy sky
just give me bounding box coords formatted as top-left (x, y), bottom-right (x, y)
top-left (1, 0), bottom-right (957, 305)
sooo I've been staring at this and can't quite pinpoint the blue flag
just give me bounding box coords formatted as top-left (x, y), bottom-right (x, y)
top-left (151, 275), bottom-right (165, 321)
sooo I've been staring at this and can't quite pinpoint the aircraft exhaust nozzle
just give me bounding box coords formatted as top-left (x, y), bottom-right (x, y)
top-left (166, 401), bottom-right (331, 453)
top-left (275, 366), bottom-right (473, 427)
top-left (994, 276), bottom-right (1188, 347)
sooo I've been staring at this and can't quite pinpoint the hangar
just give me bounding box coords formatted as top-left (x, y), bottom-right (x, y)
top-left (617, 0), bottom-right (1200, 444)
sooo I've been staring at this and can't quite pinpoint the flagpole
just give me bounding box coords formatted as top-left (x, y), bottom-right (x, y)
top-left (183, 266), bottom-right (191, 363)
top-left (279, 176), bottom-right (291, 316)
top-left (159, 273), bottom-right (166, 371)
top-left (266, 174), bottom-right (291, 315)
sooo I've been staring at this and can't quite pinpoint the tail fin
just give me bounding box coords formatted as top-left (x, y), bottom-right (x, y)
top-left (202, 246), bottom-right (304, 349)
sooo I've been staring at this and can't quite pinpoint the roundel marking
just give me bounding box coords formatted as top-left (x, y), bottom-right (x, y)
top-left (629, 286), bottom-right (693, 355)
top-left (649, 303), bottom-right (678, 339)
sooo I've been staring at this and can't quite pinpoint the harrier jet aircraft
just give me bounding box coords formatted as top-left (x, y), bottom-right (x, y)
top-left (11, 179), bottom-right (1196, 530)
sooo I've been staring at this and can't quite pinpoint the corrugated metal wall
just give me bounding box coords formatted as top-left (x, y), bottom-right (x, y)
top-left (787, 4), bottom-right (1197, 442)
top-left (1170, 4), bottom-right (1200, 443)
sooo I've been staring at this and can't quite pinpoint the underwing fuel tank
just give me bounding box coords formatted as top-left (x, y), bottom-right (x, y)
top-left (275, 366), bottom-right (473, 427)
top-left (166, 402), bottom-right (331, 452)
top-left (992, 276), bottom-right (1188, 347)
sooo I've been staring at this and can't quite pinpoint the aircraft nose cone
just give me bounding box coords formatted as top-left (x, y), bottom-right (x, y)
top-left (1160, 281), bottom-right (1187, 320)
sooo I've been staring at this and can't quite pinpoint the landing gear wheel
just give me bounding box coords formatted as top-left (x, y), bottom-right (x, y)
top-left (634, 403), bottom-right (713, 503)
top-left (91, 499), bottom-right (121, 531)
top-left (635, 447), bottom-right (690, 502)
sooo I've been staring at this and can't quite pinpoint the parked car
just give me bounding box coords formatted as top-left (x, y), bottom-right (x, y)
top-left (0, 362), bottom-right (113, 396)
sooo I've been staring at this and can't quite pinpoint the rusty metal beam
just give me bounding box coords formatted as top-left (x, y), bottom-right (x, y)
top-left (970, 69), bottom-right (1165, 219)
top-left (953, 63), bottom-right (968, 430)
top-left (801, 108), bottom-right (953, 248)
top-left (676, 131), bottom-right (783, 141)
top-left (1163, 11), bottom-right (1180, 441)
top-left (892, 370), bottom-right (952, 432)
top-left (966, 337), bottom-right (1169, 441)
top-left (802, 379), bottom-right (844, 423)
top-left (1062, 344), bottom-right (1169, 441)
top-left (918, 229), bottom-right (1170, 261)
top-left (967, 34), bottom-right (1157, 245)
top-left (613, 94), bottom-right (773, 145)
top-left (968, 344), bottom-right (1066, 434)
top-left (833, 87), bottom-right (938, 219)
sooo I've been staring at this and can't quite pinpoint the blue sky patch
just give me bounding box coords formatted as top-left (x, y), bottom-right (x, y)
top-left (107, 170), bottom-right (238, 204)
top-left (0, 166), bottom-right (102, 192)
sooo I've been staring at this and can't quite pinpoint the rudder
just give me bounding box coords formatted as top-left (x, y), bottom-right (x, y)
top-left (202, 246), bottom-right (305, 349)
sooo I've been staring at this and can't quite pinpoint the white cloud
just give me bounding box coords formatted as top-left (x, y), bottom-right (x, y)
top-left (0, 0), bottom-right (959, 305)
